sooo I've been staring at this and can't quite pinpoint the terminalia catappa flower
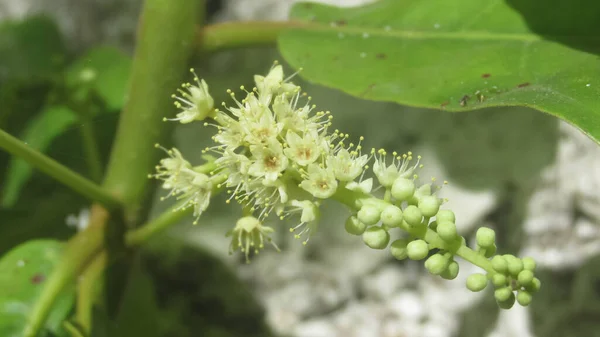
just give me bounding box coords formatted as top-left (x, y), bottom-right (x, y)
top-left (151, 62), bottom-right (541, 309)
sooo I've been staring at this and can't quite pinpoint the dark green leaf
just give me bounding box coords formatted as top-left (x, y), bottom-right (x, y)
top-left (0, 240), bottom-right (75, 337)
top-left (2, 106), bottom-right (78, 207)
top-left (278, 0), bottom-right (600, 142)
top-left (66, 47), bottom-right (131, 111)
top-left (0, 15), bottom-right (65, 82)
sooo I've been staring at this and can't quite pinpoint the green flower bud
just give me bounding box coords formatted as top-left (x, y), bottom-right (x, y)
top-left (517, 270), bottom-right (534, 286)
top-left (381, 205), bottom-right (403, 228)
top-left (507, 257), bottom-right (524, 276)
top-left (414, 183), bottom-right (432, 199)
top-left (345, 215), bottom-right (367, 235)
top-left (492, 273), bottom-right (507, 288)
top-left (403, 205), bottom-right (422, 227)
top-left (436, 209), bottom-right (456, 223)
top-left (484, 244), bottom-right (497, 258)
top-left (407, 239), bottom-right (429, 260)
top-left (362, 226), bottom-right (390, 249)
top-left (466, 273), bottom-right (488, 292)
top-left (390, 239), bottom-right (410, 260)
top-left (441, 260), bottom-right (459, 280)
top-left (494, 287), bottom-right (513, 302)
top-left (491, 256), bottom-right (508, 274)
top-left (497, 292), bottom-right (516, 310)
top-left (436, 221), bottom-right (457, 242)
top-left (517, 290), bottom-right (532, 306)
top-left (525, 277), bottom-right (541, 293)
top-left (391, 178), bottom-right (415, 201)
top-left (358, 205), bottom-right (381, 226)
top-left (425, 254), bottom-right (449, 275)
top-left (418, 195), bottom-right (441, 217)
top-left (522, 257), bottom-right (537, 271)
top-left (476, 227), bottom-right (496, 248)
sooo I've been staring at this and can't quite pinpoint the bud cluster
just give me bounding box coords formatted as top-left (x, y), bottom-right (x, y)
top-left (151, 63), bottom-right (541, 307)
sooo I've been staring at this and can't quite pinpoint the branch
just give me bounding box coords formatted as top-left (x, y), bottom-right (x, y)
top-left (0, 129), bottom-right (120, 209)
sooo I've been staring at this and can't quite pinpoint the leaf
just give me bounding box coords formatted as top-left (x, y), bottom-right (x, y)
top-left (2, 106), bottom-right (78, 207)
top-left (278, 0), bottom-right (600, 142)
top-left (66, 46), bottom-right (132, 111)
top-left (0, 240), bottom-right (75, 337)
top-left (0, 15), bottom-right (65, 82)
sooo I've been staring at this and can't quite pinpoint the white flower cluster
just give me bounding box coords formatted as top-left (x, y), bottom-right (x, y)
top-left (153, 64), bottom-right (436, 261)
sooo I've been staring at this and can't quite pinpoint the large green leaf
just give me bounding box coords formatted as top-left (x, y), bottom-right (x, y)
top-left (0, 15), bottom-right (65, 83)
top-left (2, 106), bottom-right (78, 207)
top-left (278, 0), bottom-right (600, 142)
top-left (66, 46), bottom-right (132, 111)
top-left (0, 240), bottom-right (75, 337)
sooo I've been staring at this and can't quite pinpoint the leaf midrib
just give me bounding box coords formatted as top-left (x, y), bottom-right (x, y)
top-left (287, 21), bottom-right (600, 43)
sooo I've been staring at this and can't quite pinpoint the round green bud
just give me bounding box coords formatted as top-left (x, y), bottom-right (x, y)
top-left (517, 270), bottom-right (534, 287)
top-left (418, 196), bottom-right (441, 218)
top-left (403, 205), bottom-right (422, 227)
top-left (466, 273), bottom-right (488, 292)
top-left (390, 239), bottom-right (410, 260)
top-left (484, 244), bottom-right (497, 258)
top-left (380, 205), bottom-right (403, 228)
top-left (345, 215), bottom-right (367, 236)
top-left (516, 290), bottom-right (532, 306)
top-left (507, 258), bottom-right (524, 276)
top-left (362, 226), bottom-right (390, 250)
top-left (391, 178), bottom-right (415, 201)
top-left (436, 221), bottom-right (457, 242)
top-left (492, 273), bottom-right (507, 288)
top-left (476, 227), bottom-right (496, 248)
top-left (491, 256), bottom-right (508, 274)
top-left (494, 287), bottom-right (513, 302)
top-left (522, 257), bottom-right (537, 271)
top-left (358, 205), bottom-right (381, 226)
top-left (525, 277), bottom-right (541, 293)
top-left (407, 239), bottom-right (429, 260)
top-left (497, 292), bottom-right (516, 310)
top-left (436, 209), bottom-right (456, 223)
top-left (425, 254), bottom-right (450, 275)
top-left (441, 261), bottom-right (459, 280)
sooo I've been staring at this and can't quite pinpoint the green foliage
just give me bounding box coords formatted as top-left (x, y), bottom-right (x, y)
top-left (0, 15), bottom-right (65, 83)
top-left (278, 0), bottom-right (600, 143)
top-left (0, 240), bottom-right (74, 337)
top-left (2, 106), bottom-right (78, 207)
top-left (66, 46), bottom-right (132, 111)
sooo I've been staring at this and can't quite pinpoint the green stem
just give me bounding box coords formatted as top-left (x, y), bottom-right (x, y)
top-left (125, 204), bottom-right (192, 246)
top-left (0, 128), bottom-right (120, 209)
top-left (102, 0), bottom-right (203, 223)
top-left (79, 118), bottom-right (103, 182)
top-left (76, 251), bottom-right (107, 335)
top-left (200, 21), bottom-right (305, 52)
top-left (23, 206), bottom-right (109, 337)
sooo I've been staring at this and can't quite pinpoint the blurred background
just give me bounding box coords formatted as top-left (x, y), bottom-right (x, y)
top-left (1, 0), bottom-right (599, 336)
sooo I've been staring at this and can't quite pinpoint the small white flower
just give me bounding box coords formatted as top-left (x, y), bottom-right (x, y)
top-left (226, 216), bottom-right (279, 262)
top-left (300, 164), bottom-right (338, 199)
top-left (346, 177), bottom-right (373, 194)
top-left (372, 149), bottom-right (421, 188)
top-left (327, 141), bottom-right (369, 181)
top-left (283, 130), bottom-right (324, 166)
top-left (244, 110), bottom-right (283, 145)
top-left (248, 141), bottom-right (289, 182)
top-left (169, 70), bottom-right (215, 123)
top-left (280, 200), bottom-right (321, 245)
